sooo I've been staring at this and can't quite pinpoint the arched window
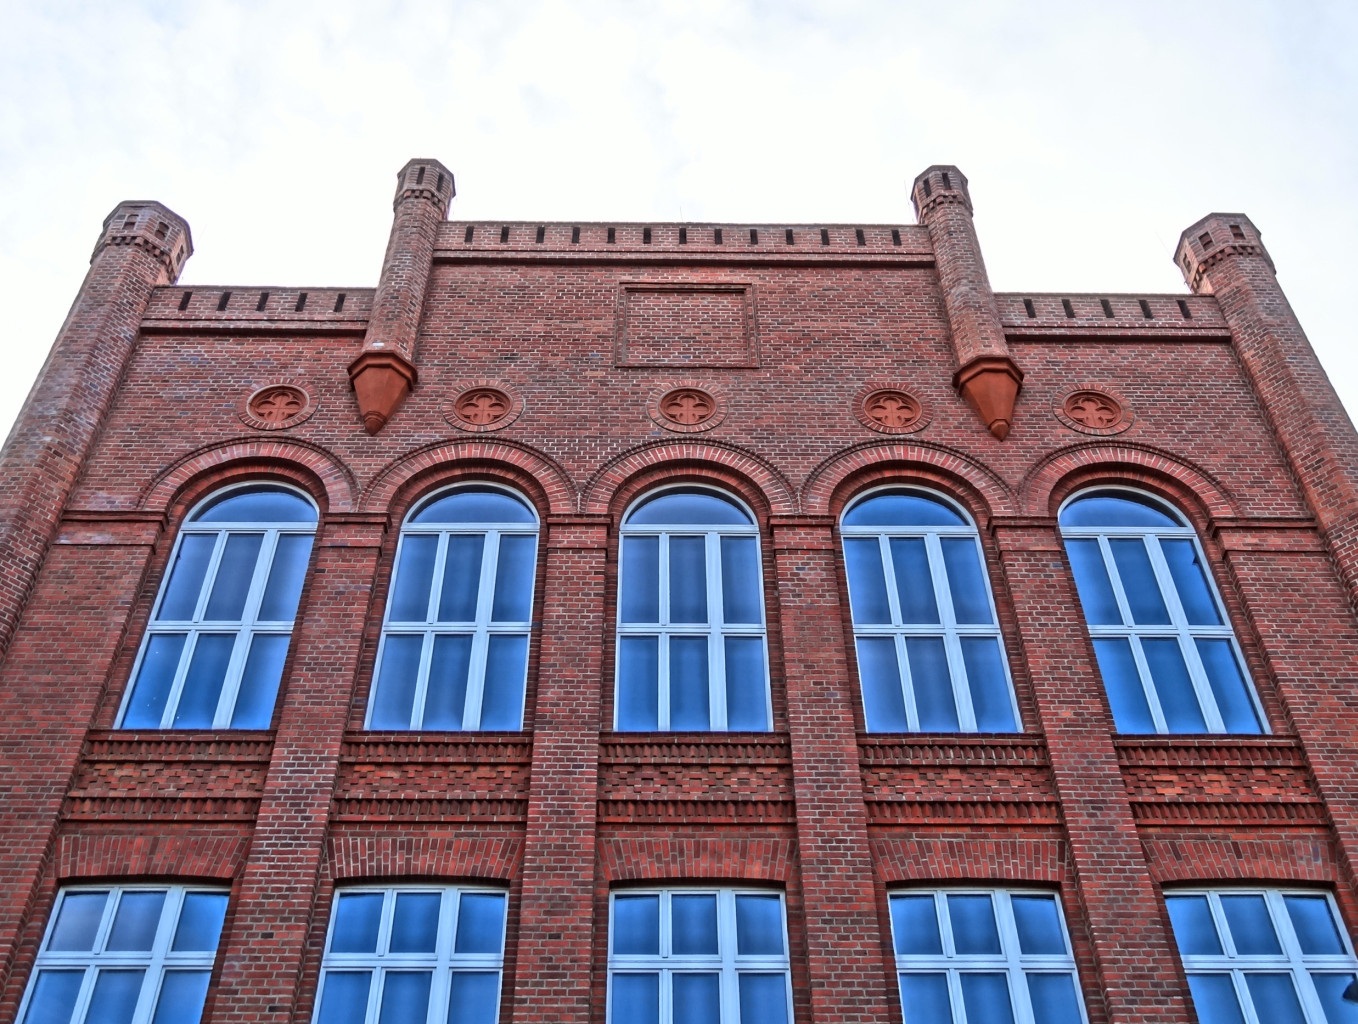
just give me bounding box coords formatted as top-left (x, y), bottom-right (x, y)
top-left (367, 487), bottom-right (538, 731)
top-left (1059, 490), bottom-right (1264, 734)
top-left (119, 485), bottom-right (317, 729)
top-left (840, 489), bottom-right (1018, 732)
top-left (615, 489), bottom-right (769, 731)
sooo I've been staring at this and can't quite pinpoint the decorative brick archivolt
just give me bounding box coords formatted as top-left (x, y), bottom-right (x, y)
top-left (239, 382), bottom-right (316, 431)
top-left (444, 379), bottom-right (523, 432)
top-left (871, 836), bottom-right (1068, 885)
top-left (1143, 834), bottom-right (1339, 886)
top-left (139, 439), bottom-right (355, 514)
top-left (360, 439), bottom-right (575, 516)
top-left (598, 837), bottom-right (795, 884)
top-left (800, 440), bottom-right (1015, 519)
top-left (853, 382), bottom-right (930, 435)
top-left (1019, 441), bottom-right (1239, 521)
top-left (56, 830), bottom-right (250, 882)
top-left (325, 832), bottom-right (523, 883)
top-left (648, 381), bottom-right (727, 433)
top-left (1054, 386), bottom-right (1133, 436)
top-left (582, 439), bottom-right (795, 518)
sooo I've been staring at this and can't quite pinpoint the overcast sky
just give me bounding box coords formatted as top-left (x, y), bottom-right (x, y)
top-left (3, 1), bottom-right (1355, 443)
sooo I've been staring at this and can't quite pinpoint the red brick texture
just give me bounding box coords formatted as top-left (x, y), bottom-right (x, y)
top-left (2, 161), bottom-right (1358, 1024)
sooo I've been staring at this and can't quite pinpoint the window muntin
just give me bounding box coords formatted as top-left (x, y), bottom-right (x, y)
top-left (616, 489), bottom-right (770, 732)
top-left (608, 889), bottom-right (792, 1024)
top-left (1166, 890), bottom-right (1358, 1024)
top-left (314, 887), bottom-right (507, 1024)
top-left (889, 889), bottom-right (1088, 1024)
top-left (367, 487), bottom-right (538, 731)
top-left (1059, 490), bottom-right (1264, 735)
top-left (119, 485), bottom-right (317, 729)
top-left (18, 885), bottom-right (228, 1024)
top-left (841, 490), bottom-right (1019, 733)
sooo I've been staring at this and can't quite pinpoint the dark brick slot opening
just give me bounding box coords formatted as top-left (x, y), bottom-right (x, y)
top-left (821, 229), bottom-right (830, 245)
top-left (715, 228), bottom-right (723, 244)
top-left (608, 228), bottom-right (616, 243)
top-left (1062, 299), bottom-right (1075, 318)
top-left (785, 229), bottom-right (794, 245)
top-left (571, 227), bottom-right (580, 244)
top-left (1231, 224), bottom-right (1245, 240)
top-left (416, 166), bottom-right (426, 184)
top-left (1023, 299), bottom-right (1036, 318)
top-left (500, 226), bottom-right (510, 243)
top-left (334, 293), bottom-right (346, 313)
top-left (257, 292), bottom-right (270, 311)
top-left (679, 228), bottom-right (688, 245)
top-left (750, 229), bottom-right (758, 244)
top-left (1101, 299), bottom-right (1114, 318)
top-left (295, 292), bottom-right (308, 312)
top-left (856, 228), bottom-right (866, 246)
top-left (465, 226), bottom-right (475, 243)
top-left (891, 229), bottom-right (901, 245)
top-left (643, 228), bottom-right (652, 244)
top-left (536, 227), bottom-right (545, 243)
top-left (217, 292), bottom-right (232, 312)
top-left (1140, 299), bottom-right (1153, 319)
top-left (178, 291), bottom-right (192, 311)
top-left (1178, 299), bottom-right (1192, 319)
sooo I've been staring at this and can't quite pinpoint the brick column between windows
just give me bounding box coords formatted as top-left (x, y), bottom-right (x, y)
top-left (511, 516), bottom-right (608, 1024)
top-left (0, 518), bottom-right (161, 1006)
top-left (207, 517), bottom-right (385, 1024)
top-left (1216, 524), bottom-right (1358, 892)
top-left (991, 520), bottom-right (1194, 1024)
top-left (770, 516), bottom-right (895, 1024)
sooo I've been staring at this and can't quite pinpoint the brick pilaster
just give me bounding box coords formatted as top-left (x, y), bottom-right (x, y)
top-left (207, 517), bottom-right (384, 1024)
top-left (992, 519), bottom-right (1193, 1024)
top-left (771, 515), bottom-right (894, 1024)
top-left (511, 516), bottom-right (609, 1024)
top-left (0, 518), bottom-right (162, 1006)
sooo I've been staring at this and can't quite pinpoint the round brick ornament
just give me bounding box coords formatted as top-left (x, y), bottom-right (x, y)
top-left (854, 384), bottom-right (929, 434)
top-left (445, 381), bottom-right (523, 432)
top-left (1055, 387), bottom-right (1133, 435)
top-left (648, 383), bottom-right (727, 433)
top-left (239, 384), bottom-right (315, 430)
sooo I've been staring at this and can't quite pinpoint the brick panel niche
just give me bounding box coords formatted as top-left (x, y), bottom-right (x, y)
top-left (615, 282), bottom-right (758, 367)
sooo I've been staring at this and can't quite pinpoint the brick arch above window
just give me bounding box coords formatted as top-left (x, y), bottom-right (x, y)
top-left (325, 834), bottom-right (523, 883)
top-left (800, 440), bottom-right (1015, 521)
top-left (138, 438), bottom-right (353, 515)
top-left (598, 838), bottom-right (796, 884)
top-left (1021, 441), bottom-right (1241, 524)
top-left (360, 439), bottom-right (575, 517)
top-left (582, 440), bottom-right (795, 519)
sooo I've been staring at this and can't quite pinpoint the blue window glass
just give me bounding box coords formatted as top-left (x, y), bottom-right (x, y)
top-left (841, 490), bottom-right (1018, 733)
top-left (889, 890), bottom-right (1087, 1024)
top-left (317, 887), bottom-right (506, 1024)
top-left (616, 490), bottom-right (769, 731)
top-left (19, 886), bottom-right (227, 1024)
top-left (1168, 889), bottom-right (1358, 1024)
top-left (1060, 490), bottom-right (1264, 735)
top-left (368, 488), bottom-right (538, 731)
top-left (120, 485), bottom-right (316, 730)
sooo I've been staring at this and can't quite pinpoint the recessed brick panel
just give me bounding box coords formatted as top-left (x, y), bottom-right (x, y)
top-left (616, 283), bottom-right (756, 366)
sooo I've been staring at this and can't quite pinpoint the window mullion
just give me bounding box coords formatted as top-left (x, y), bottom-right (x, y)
top-left (897, 633), bottom-right (920, 731)
top-left (187, 530), bottom-right (230, 623)
top-left (1097, 535), bottom-right (1136, 630)
top-left (930, 533), bottom-right (977, 731)
top-left (160, 631), bottom-right (202, 728)
top-left (1126, 635), bottom-right (1170, 733)
top-left (1146, 536), bottom-right (1226, 732)
top-left (708, 532), bottom-right (726, 730)
top-left (881, 535), bottom-right (905, 626)
top-left (410, 632), bottom-right (438, 729)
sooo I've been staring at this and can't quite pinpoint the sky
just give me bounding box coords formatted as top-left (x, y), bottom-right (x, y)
top-left (2, 1), bottom-right (1356, 443)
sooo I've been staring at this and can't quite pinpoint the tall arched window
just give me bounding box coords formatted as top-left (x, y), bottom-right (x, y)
top-left (119, 485), bottom-right (318, 729)
top-left (616, 489), bottom-right (770, 731)
top-left (841, 489), bottom-right (1018, 732)
top-left (1059, 490), bottom-right (1264, 734)
top-left (367, 487), bottom-right (538, 731)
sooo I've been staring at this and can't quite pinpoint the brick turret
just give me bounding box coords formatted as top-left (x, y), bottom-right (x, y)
top-left (911, 165), bottom-right (1023, 439)
top-left (1176, 215), bottom-right (1358, 609)
top-left (0, 201), bottom-right (190, 661)
top-left (349, 158), bottom-right (454, 433)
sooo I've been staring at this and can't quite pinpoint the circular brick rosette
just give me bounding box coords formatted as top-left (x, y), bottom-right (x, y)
top-left (854, 384), bottom-right (930, 435)
top-left (648, 382), bottom-right (727, 433)
top-left (239, 383), bottom-right (316, 430)
top-left (444, 381), bottom-right (523, 432)
top-left (1055, 386), bottom-right (1134, 436)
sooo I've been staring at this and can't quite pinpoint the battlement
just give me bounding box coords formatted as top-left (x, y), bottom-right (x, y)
top-left (435, 220), bottom-right (932, 260)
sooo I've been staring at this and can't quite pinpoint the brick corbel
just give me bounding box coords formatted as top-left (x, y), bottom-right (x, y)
top-left (348, 349), bottom-right (417, 434)
top-left (954, 354), bottom-right (1024, 440)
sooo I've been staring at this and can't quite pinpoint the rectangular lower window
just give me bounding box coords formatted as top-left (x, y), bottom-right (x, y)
top-left (18, 885), bottom-right (228, 1024)
top-left (608, 889), bottom-right (791, 1023)
top-left (1166, 889), bottom-right (1358, 1024)
top-left (889, 889), bottom-right (1087, 1024)
top-left (314, 887), bottom-right (507, 1024)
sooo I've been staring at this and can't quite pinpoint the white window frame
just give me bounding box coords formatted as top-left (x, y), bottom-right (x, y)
top-left (607, 888), bottom-right (793, 1024)
top-left (615, 488), bottom-right (771, 731)
top-left (366, 486), bottom-right (538, 731)
top-left (117, 483), bottom-right (317, 729)
top-left (17, 884), bottom-right (227, 1024)
top-left (314, 886), bottom-right (506, 1024)
top-left (1168, 889), bottom-right (1358, 1024)
top-left (840, 487), bottom-right (1020, 733)
top-left (1058, 488), bottom-right (1266, 735)
top-left (889, 888), bottom-right (1088, 1024)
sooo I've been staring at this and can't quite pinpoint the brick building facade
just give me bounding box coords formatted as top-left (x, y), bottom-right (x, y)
top-left (2, 157), bottom-right (1358, 1024)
